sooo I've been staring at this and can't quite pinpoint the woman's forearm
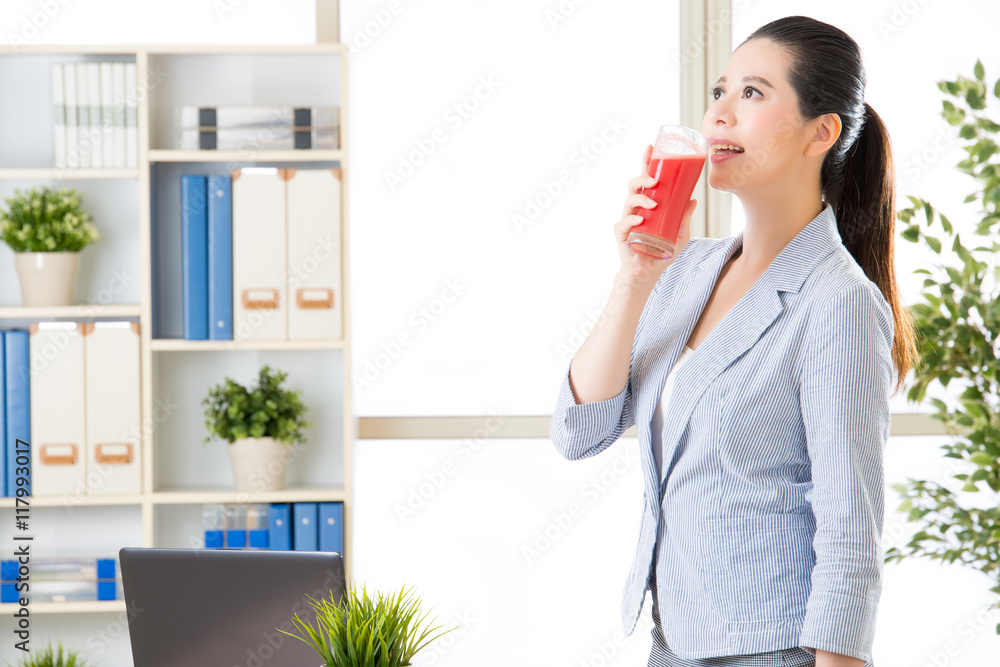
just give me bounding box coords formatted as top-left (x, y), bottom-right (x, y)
top-left (814, 648), bottom-right (864, 667)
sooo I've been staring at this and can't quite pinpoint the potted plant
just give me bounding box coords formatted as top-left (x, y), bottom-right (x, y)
top-left (280, 581), bottom-right (457, 667)
top-left (202, 364), bottom-right (310, 492)
top-left (7, 642), bottom-right (89, 667)
top-left (0, 185), bottom-right (100, 307)
top-left (886, 60), bottom-right (1000, 631)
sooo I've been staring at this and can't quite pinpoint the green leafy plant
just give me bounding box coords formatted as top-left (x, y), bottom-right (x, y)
top-left (202, 364), bottom-right (311, 445)
top-left (888, 59), bottom-right (1000, 632)
top-left (0, 186), bottom-right (99, 252)
top-left (280, 582), bottom-right (456, 667)
top-left (6, 642), bottom-right (89, 667)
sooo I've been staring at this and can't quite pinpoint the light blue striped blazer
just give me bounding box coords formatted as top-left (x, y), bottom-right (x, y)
top-left (549, 204), bottom-right (893, 664)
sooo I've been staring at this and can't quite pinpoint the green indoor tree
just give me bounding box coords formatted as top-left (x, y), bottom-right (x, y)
top-left (887, 60), bottom-right (1000, 632)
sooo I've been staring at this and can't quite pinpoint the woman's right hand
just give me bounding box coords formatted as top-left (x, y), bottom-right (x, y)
top-left (615, 143), bottom-right (697, 291)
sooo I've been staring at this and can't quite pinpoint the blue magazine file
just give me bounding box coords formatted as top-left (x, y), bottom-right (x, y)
top-left (207, 175), bottom-right (233, 340)
top-left (181, 175), bottom-right (209, 340)
top-left (292, 502), bottom-right (318, 551)
top-left (4, 331), bottom-right (30, 497)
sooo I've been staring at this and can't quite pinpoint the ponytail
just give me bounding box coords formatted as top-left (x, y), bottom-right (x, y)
top-left (744, 16), bottom-right (919, 397)
top-left (832, 103), bottom-right (918, 397)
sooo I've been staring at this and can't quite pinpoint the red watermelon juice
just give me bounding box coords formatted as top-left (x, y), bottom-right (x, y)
top-left (629, 154), bottom-right (706, 259)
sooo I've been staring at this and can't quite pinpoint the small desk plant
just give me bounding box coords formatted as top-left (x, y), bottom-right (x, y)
top-left (281, 582), bottom-right (456, 667)
top-left (0, 186), bottom-right (100, 307)
top-left (6, 642), bottom-right (88, 667)
top-left (202, 364), bottom-right (311, 492)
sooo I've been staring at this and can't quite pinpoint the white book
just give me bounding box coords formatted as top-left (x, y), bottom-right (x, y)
top-left (286, 168), bottom-right (343, 340)
top-left (99, 62), bottom-right (114, 168)
top-left (177, 105), bottom-right (339, 129)
top-left (63, 63), bottom-right (79, 168)
top-left (51, 63), bottom-right (66, 168)
top-left (112, 62), bottom-right (126, 168)
top-left (124, 62), bottom-right (137, 168)
top-left (232, 168), bottom-right (288, 340)
top-left (29, 323), bottom-right (88, 497)
top-left (84, 322), bottom-right (142, 496)
top-left (75, 62), bottom-right (90, 168)
top-left (86, 62), bottom-right (102, 168)
top-left (179, 127), bottom-right (339, 151)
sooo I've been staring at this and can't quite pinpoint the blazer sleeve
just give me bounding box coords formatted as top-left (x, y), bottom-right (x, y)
top-left (548, 360), bottom-right (635, 461)
top-left (797, 280), bottom-right (894, 663)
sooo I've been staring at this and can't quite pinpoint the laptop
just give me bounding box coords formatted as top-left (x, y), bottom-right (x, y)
top-left (119, 548), bottom-right (346, 667)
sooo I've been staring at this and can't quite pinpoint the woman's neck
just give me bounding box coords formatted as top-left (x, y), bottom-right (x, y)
top-left (730, 183), bottom-right (825, 276)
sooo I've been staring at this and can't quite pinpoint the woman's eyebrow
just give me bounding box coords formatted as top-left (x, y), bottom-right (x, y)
top-left (715, 75), bottom-right (775, 89)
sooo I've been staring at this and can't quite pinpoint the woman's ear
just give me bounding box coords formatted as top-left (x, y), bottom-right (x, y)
top-left (804, 113), bottom-right (842, 157)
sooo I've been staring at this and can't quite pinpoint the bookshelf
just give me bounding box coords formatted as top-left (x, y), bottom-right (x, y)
top-left (0, 42), bottom-right (352, 628)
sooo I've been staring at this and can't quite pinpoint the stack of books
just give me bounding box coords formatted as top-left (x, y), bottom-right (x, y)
top-left (1, 322), bottom-right (142, 499)
top-left (179, 166), bottom-right (343, 342)
top-left (1, 558), bottom-right (120, 603)
top-left (202, 502), bottom-right (343, 553)
top-left (50, 61), bottom-right (138, 169)
top-left (177, 106), bottom-right (339, 151)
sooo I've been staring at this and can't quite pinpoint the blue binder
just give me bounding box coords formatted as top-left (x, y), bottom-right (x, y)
top-left (292, 502), bottom-right (318, 551)
top-left (318, 502), bottom-right (344, 555)
top-left (268, 503), bottom-right (292, 551)
top-left (207, 175), bottom-right (233, 340)
top-left (4, 331), bottom-right (30, 497)
top-left (181, 175), bottom-right (209, 340)
top-left (225, 529), bottom-right (247, 549)
top-left (0, 332), bottom-right (6, 497)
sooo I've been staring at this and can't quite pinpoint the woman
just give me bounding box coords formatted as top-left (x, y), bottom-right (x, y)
top-left (549, 15), bottom-right (919, 667)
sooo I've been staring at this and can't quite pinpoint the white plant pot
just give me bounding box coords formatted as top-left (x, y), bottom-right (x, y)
top-left (227, 436), bottom-right (288, 492)
top-left (14, 251), bottom-right (80, 307)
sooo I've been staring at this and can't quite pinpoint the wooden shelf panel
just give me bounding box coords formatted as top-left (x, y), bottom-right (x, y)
top-left (0, 44), bottom-right (343, 56)
top-left (0, 304), bottom-right (141, 319)
top-left (151, 486), bottom-right (345, 504)
top-left (0, 493), bottom-right (144, 509)
top-left (147, 149), bottom-right (342, 163)
top-left (0, 168), bottom-right (139, 180)
top-left (151, 338), bottom-right (344, 351)
top-left (0, 600), bottom-right (127, 615)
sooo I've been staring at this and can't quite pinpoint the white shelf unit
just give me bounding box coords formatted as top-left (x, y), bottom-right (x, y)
top-left (0, 44), bottom-right (353, 625)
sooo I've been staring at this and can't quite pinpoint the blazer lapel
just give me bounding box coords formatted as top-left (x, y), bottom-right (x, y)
top-left (640, 204), bottom-right (842, 497)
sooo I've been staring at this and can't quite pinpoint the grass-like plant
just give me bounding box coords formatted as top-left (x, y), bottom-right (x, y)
top-left (0, 186), bottom-right (99, 253)
top-left (280, 582), bottom-right (456, 667)
top-left (202, 364), bottom-right (311, 445)
top-left (6, 642), bottom-right (89, 667)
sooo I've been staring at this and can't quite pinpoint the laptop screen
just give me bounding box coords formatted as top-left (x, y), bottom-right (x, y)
top-left (120, 548), bottom-right (345, 667)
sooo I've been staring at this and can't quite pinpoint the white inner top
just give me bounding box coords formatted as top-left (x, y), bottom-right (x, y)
top-left (651, 345), bottom-right (695, 482)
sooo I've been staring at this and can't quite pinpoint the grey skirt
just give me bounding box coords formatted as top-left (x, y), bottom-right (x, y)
top-left (646, 567), bottom-right (824, 667)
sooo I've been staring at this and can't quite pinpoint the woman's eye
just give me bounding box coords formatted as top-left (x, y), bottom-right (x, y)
top-left (743, 86), bottom-right (761, 99)
top-left (711, 87), bottom-right (723, 101)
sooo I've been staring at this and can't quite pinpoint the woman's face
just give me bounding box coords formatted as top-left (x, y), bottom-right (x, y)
top-left (702, 38), bottom-right (814, 194)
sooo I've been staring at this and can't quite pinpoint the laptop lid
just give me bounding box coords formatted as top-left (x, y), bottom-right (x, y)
top-left (120, 547), bottom-right (345, 667)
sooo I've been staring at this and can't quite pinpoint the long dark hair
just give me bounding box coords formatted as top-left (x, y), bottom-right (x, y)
top-left (744, 15), bottom-right (917, 397)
